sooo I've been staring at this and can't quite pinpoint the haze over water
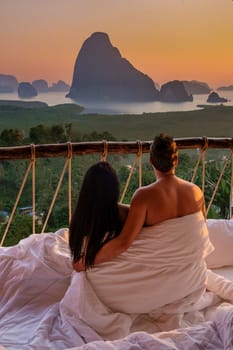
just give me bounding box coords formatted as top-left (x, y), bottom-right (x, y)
top-left (1, 91), bottom-right (233, 115)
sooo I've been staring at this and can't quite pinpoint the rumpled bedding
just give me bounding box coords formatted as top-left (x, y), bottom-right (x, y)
top-left (87, 212), bottom-right (213, 314)
top-left (1, 213), bottom-right (233, 350)
top-left (0, 230), bottom-right (102, 350)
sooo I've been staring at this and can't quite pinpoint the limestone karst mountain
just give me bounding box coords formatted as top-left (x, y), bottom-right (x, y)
top-left (49, 80), bottom-right (70, 92)
top-left (217, 85), bottom-right (233, 91)
top-left (182, 80), bottom-right (212, 95)
top-left (67, 32), bottom-right (160, 102)
top-left (0, 74), bottom-right (18, 92)
top-left (207, 91), bottom-right (228, 103)
top-left (32, 80), bottom-right (49, 92)
top-left (159, 80), bottom-right (193, 102)
top-left (18, 82), bottom-right (38, 98)
top-left (32, 79), bottom-right (70, 93)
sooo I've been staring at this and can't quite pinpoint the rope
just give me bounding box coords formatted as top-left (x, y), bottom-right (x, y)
top-left (31, 144), bottom-right (36, 234)
top-left (230, 148), bottom-right (233, 219)
top-left (191, 151), bottom-right (202, 183)
top-left (206, 151), bottom-right (231, 216)
top-left (201, 137), bottom-right (208, 195)
top-left (137, 141), bottom-right (142, 188)
top-left (41, 157), bottom-right (70, 233)
top-left (201, 151), bottom-right (206, 195)
top-left (0, 159), bottom-right (33, 246)
top-left (101, 140), bottom-right (108, 161)
top-left (67, 142), bottom-right (72, 223)
top-left (120, 158), bottom-right (138, 203)
top-left (120, 141), bottom-right (143, 203)
top-left (190, 136), bottom-right (208, 200)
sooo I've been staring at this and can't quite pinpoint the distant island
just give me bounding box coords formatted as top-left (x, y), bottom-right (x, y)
top-left (0, 74), bottom-right (18, 93)
top-left (32, 79), bottom-right (70, 93)
top-left (0, 74), bottom-right (70, 98)
top-left (182, 80), bottom-right (211, 95)
top-left (206, 91), bottom-right (228, 103)
top-left (217, 85), bottom-right (233, 91)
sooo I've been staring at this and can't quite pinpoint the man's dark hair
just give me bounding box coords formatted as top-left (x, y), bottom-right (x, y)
top-left (150, 133), bottom-right (178, 172)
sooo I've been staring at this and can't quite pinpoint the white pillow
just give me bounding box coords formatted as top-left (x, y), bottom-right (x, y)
top-left (206, 219), bottom-right (233, 268)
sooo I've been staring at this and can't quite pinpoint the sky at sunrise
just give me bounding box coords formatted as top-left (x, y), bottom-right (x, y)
top-left (1, 0), bottom-right (233, 89)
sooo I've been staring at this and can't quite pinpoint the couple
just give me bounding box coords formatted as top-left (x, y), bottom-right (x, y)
top-left (69, 133), bottom-right (213, 332)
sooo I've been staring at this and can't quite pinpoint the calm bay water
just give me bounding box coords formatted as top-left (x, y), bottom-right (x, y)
top-left (1, 91), bottom-right (233, 115)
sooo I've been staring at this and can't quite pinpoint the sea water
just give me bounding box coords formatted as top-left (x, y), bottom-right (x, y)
top-left (0, 91), bottom-right (233, 115)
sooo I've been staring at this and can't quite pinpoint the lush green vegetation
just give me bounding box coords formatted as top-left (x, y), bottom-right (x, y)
top-left (0, 147), bottom-right (231, 246)
top-left (0, 102), bottom-right (233, 140)
top-left (0, 102), bottom-right (232, 245)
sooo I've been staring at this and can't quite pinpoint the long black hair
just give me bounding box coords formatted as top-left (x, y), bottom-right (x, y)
top-left (69, 161), bottom-right (122, 269)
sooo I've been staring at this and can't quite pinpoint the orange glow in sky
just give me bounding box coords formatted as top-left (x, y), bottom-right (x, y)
top-left (1, 0), bottom-right (233, 89)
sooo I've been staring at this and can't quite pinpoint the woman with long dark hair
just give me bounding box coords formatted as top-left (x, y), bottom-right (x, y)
top-left (69, 161), bottom-right (128, 270)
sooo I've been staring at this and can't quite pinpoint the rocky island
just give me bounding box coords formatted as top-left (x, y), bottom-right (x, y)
top-left (67, 32), bottom-right (160, 102)
top-left (0, 74), bottom-right (18, 93)
top-left (207, 91), bottom-right (228, 103)
top-left (18, 82), bottom-right (38, 98)
top-left (159, 80), bottom-right (193, 102)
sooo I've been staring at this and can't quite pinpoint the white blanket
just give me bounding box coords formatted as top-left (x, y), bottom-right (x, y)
top-left (1, 215), bottom-right (233, 349)
top-left (87, 211), bottom-right (213, 314)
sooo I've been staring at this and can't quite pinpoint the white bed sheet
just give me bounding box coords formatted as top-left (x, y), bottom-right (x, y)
top-left (212, 266), bottom-right (233, 281)
top-left (1, 218), bottom-right (233, 350)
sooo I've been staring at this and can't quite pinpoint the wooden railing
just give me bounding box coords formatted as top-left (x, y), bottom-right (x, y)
top-left (0, 137), bottom-right (233, 160)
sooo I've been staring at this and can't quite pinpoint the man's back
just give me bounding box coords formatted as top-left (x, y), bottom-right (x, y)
top-left (135, 174), bottom-right (205, 226)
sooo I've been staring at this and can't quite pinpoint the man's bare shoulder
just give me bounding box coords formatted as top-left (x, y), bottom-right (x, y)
top-left (177, 177), bottom-right (203, 196)
top-left (131, 183), bottom-right (162, 207)
top-left (132, 183), bottom-right (155, 201)
top-left (178, 177), bottom-right (201, 188)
